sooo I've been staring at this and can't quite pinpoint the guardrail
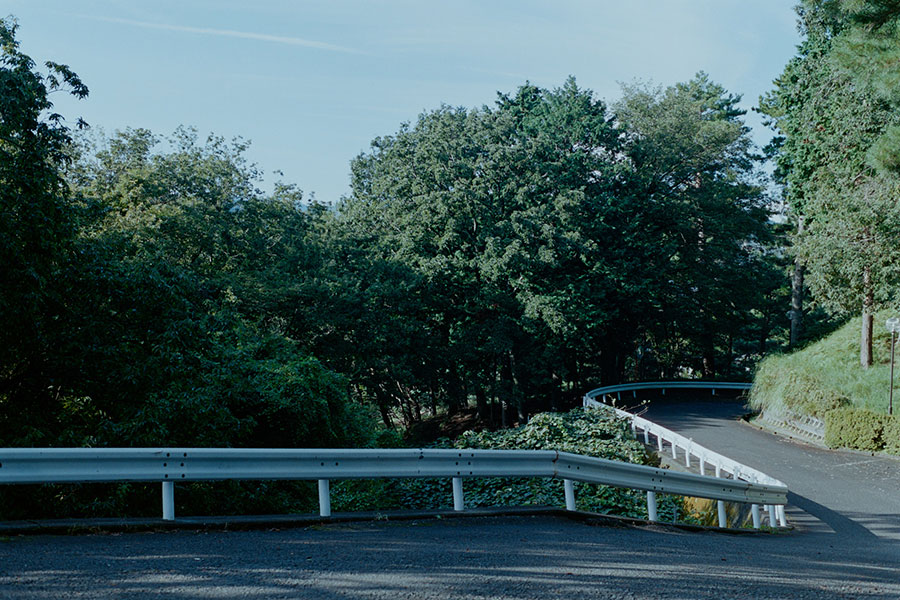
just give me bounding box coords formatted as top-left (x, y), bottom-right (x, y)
top-left (587, 381), bottom-right (752, 403)
top-left (583, 381), bottom-right (787, 529)
top-left (0, 446), bottom-right (786, 527)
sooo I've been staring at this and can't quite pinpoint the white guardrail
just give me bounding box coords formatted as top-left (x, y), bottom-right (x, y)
top-left (584, 381), bottom-right (788, 529)
top-left (0, 442), bottom-right (787, 529)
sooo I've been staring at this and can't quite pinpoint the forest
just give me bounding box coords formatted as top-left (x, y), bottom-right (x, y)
top-left (3, 0), bottom-right (900, 513)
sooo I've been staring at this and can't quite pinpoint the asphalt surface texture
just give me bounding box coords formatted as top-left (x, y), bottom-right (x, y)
top-left (2, 398), bottom-right (900, 599)
top-left (638, 398), bottom-right (900, 542)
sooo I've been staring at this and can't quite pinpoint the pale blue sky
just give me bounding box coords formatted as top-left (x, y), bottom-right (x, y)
top-left (8, 1), bottom-right (801, 203)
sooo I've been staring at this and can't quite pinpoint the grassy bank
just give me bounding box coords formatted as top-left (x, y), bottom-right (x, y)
top-left (751, 312), bottom-right (898, 417)
top-left (751, 311), bottom-right (900, 454)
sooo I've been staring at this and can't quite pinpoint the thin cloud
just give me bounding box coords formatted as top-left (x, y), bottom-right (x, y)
top-left (91, 16), bottom-right (360, 54)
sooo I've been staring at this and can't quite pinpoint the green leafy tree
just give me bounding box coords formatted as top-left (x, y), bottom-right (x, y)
top-left (340, 76), bottom-right (778, 425)
top-left (0, 18), bottom-right (87, 438)
top-left (760, 0), bottom-right (900, 366)
top-left (57, 127), bottom-right (368, 449)
top-left (616, 74), bottom-right (775, 378)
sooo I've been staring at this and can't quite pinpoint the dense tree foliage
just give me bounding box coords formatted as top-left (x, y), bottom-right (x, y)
top-left (338, 76), bottom-right (781, 426)
top-left (0, 19), bottom-right (369, 462)
top-left (1, 16), bottom-right (788, 516)
top-left (760, 0), bottom-right (900, 367)
top-left (0, 19), bottom-right (88, 443)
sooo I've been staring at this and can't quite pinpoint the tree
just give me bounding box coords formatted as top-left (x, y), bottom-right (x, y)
top-left (339, 76), bottom-right (778, 425)
top-left (0, 18), bottom-right (87, 437)
top-left (616, 74), bottom-right (774, 378)
top-left (58, 127), bottom-right (368, 449)
top-left (760, 0), bottom-right (900, 366)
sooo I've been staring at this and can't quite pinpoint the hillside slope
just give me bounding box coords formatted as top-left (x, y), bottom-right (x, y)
top-left (751, 312), bottom-right (900, 453)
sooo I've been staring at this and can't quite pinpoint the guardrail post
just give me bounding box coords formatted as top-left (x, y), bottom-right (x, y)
top-left (671, 442), bottom-right (677, 460)
top-left (751, 504), bottom-right (761, 529)
top-left (767, 504), bottom-right (777, 528)
top-left (452, 477), bottom-right (464, 511)
top-left (715, 465), bottom-right (727, 528)
top-left (646, 491), bottom-right (658, 522)
top-left (657, 435), bottom-right (663, 452)
top-left (318, 479), bottom-right (331, 517)
top-left (777, 505), bottom-right (787, 527)
top-left (162, 481), bottom-right (175, 521)
top-left (699, 460), bottom-right (706, 476)
top-left (684, 444), bottom-right (691, 468)
top-left (564, 479), bottom-right (576, 511)
top-left (643, 428), bottom-right (650, 444)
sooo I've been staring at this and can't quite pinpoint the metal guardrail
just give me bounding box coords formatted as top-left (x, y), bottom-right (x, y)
top-left (586, 380), bottom-right (752, 402)
top-left (0, 446), bottom-right (786, 526)
top-left (583, 381), bottom-right (788, 529)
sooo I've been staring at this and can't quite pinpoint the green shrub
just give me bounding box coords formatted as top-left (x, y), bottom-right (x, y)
top-left (333, 409), bottom-right (693, 522)
top-left (824, 407), bottom-right (886, 452)
top-left (883, 416), bottom-right (900, 455)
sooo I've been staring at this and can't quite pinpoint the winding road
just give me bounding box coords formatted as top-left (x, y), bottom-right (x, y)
top-left (2, 398), bottom-right (900, 599)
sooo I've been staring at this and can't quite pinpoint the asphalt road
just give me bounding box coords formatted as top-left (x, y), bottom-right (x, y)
top-left (2, 514), bottom-right (899, 599)
top-left (639, 398), bottom-right (900, 541)
top-left (2, 398), bottom-right (900, 599)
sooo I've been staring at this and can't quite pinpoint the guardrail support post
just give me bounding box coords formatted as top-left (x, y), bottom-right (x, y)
top-left (564, 479), bottom-right (576, 511)
top-left (714, 465), bottom-right (727, 528)
top-left (684, 448), bottom-right (691, 468)
top-left (699, 460), bottom-right (706, 476)
top-left (162, 481), bottom-right (175, 521)
top-left (777, 505), bottom-right (787, 527)
top-left (646, 491), bottom-right (658, 522)
top-left (767, 504), bottom-right (777, 528)
top-left (671, 442), bottom-right (677, 459)
top-left (657, 435), bottom-right (663, 452)
top-left (643, 428), bottom-right (650, 444)
top-left (318, 479), bottom-right (331, 517)
top-left (751, 504), bottom-right (761, 529)
top-left (452, 477), bottom-right (464, 511)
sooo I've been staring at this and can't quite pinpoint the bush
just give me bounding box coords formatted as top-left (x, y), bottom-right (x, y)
top-left (333, 409), bottom-right (692, 521)
top-left (824, 407), bottom-right (885, 452)
top-left (883, 416), bottom-right (900, 455)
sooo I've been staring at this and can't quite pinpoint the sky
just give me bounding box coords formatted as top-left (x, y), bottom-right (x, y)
top-left (7, 1), bottom-right (802, 204)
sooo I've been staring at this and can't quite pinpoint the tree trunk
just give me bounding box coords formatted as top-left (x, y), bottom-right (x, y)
top-left (475, 386), bottom-right (489, 420)
top-left (374, 390), bottom-right (394, 429)
top-left (508, 350), bottom-right (526, 424)
top-left (446, 369), bottom-right (463, 416)
top-left (599, 341), bottom-right (622, 386)
top-left (861, 266), bottom-right (874, 369)
top-left (790, 216), bottom-right (805, 349)
top-left (702, 352), bottom-right (716, 379)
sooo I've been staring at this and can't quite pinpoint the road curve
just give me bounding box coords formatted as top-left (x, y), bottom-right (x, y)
top-left (639, 398), bottom-right (900, 541)
top-left (2, 398), bottom-right (900, 599)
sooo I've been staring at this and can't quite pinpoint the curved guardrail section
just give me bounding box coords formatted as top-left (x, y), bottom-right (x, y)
top-left (586, 380), bottom-right (751, 402)
top-left (0, 446), bottom-right (786, 527)
top-left (583, 381), bottom-right (788, 529)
